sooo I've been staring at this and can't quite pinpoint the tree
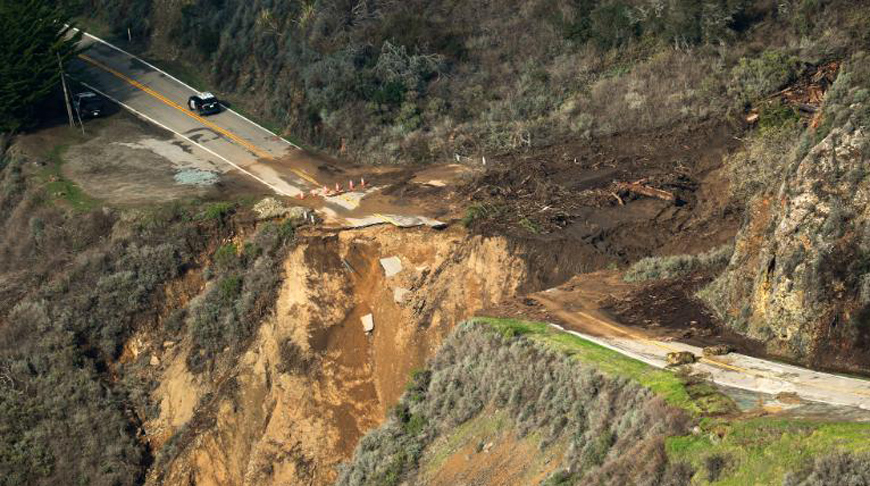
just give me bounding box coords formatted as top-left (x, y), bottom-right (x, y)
top-left (0, 0), bottom-right (81, 133)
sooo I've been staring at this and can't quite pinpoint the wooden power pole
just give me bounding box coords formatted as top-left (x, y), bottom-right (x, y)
top-left (57, 53), bottom-right (75, 128)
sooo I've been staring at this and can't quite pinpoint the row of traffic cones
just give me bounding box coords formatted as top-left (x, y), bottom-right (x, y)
top-left (296, 178), bottom-right (367, 199)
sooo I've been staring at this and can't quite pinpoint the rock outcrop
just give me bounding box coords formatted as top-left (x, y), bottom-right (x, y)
top-left (703, 54), bottom-right (870, 371)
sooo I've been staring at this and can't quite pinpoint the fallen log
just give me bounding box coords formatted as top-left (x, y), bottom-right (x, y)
top-left (617, 181), bottom-right (676, 202)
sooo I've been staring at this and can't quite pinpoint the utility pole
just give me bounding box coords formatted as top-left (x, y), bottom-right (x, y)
top-left (57, 53), bottom-right (75, 129)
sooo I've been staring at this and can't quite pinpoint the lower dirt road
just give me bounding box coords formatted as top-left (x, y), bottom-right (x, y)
top-left (529, 272), bottom-right (870, 410)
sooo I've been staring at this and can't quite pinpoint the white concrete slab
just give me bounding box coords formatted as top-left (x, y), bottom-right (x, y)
top-left (380, 257), bottom-right (403, 277)
top-left (361, 314), bottom-right (374, 333)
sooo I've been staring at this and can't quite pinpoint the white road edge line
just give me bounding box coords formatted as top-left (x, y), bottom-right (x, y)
top-left (545, 323), bottom-right (862, 407)
top-left (546, 323), bottom-right (666, 369)
top-left (77, 81), bottom-right (295, 197)
top-left (72, 28), bottom-right (302, 151)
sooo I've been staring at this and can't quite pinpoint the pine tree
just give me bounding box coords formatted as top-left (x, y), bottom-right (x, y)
top-left (0, 0), bottom-right (81, 132)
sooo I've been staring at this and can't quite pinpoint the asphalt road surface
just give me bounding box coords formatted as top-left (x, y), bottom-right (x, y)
top-left (535, 289), bottom-right (870, 410)
top-left (71, 32), bottom-right (444, 229)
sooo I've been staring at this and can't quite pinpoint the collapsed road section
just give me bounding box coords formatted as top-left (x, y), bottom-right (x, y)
top-left (71, 30), bottom-right (446, 230)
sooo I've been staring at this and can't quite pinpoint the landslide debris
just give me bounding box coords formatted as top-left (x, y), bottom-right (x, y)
top-left (150, 225), bottom-right (594, 486)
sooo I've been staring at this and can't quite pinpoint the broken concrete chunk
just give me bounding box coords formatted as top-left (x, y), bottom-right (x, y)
top-left (286, 206), bottom-right (316, 224)
top-left (665, 351), bottom-right (696, 367)
top-left (361, 314), bottom-right (374, 333)
top-left (163, 341), bottom-right (175, 348)
top-left (393, 287), bottom-right (410, 304)
top-left (380, 256), bottom-right (402, 277)
top-left (149, 355), bottom-right (160, 367)
top-left (702, 344), bottom-right (734, 357)
top-left (253, 197), bottom-right (289, 220)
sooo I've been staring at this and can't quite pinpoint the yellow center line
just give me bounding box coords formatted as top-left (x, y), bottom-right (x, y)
top-left (78, 53), bottom-right (320, 187)
top-left (576, 310), bottom-right (870, 398)
top-left (373, 213), bottom-right (401, 226)
top-left (82, 53), bottom-right (445, 230)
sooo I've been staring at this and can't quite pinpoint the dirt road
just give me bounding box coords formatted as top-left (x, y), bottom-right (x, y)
top-left (531, 276), bottom-right (870, 410)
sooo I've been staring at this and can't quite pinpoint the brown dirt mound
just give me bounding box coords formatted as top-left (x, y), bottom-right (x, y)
top-left (461, 120), bottom-right (742, 262)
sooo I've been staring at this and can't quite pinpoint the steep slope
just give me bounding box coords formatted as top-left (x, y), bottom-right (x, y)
top-left (336, 320), bottom-right (694, 486)
top-left (701, 53), bottom-right (870, 372)
top-left (338, 318), bottom-right (870, 486)
top-left (146, 226), bottom-right (595, 485)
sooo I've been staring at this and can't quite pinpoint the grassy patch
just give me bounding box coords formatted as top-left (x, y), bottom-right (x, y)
top-left (473, 317), bottom-right (870, 485)
top-left (667, 419), bottom-right (870, 485)
top-left (40, 144), bottom-right (98, 212)
top-left (422, 410), bottom-right (510, 475)
top-left (470, 317), bottom-right (724, 414)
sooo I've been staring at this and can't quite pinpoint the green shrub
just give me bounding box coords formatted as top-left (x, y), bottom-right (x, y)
top-left (623, 244), bottom-right (734, 282)
top-left (198, 202), bottom-right (235, 222)
top-left (758, 102), bottom-right (801, 133)
top-left (213, 243), bottom-right (238, 272)
top-left (730, 51), bottom-right (801, 105)
top-left (336, 322), bottom-right (692, 485)
top-left (784, 451), bottom-right (870, 486)
top-left (461, 203), bottom-right (502, 228)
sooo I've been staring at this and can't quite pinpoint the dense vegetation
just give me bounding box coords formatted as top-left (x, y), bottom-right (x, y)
top-left (340, 318), bottom-right (870, 485)
top-left (337, 320), bottom-right (694, 485)
top-left (0, 151), bottom-right (296, 485)
top-left (0, 0), bottom-right (80, 132)
top-left (74, 1), bottom-right (870, 166)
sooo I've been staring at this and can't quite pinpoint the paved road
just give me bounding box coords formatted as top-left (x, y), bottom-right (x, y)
top-left (70, 32), bottom-right (443, 229)
top-left (535, 291), bottom-right (870, 410)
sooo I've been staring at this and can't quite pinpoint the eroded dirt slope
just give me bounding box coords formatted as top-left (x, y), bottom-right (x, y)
top-left (137, 225), bottom-right (593, 485)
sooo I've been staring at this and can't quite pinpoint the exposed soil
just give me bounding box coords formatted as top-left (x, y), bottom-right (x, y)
top-left (483, 270), bottom-right (767, 358)
top-left (603, 274), bottom-right (767, 357)
top-left (462, 120), bottom-right (742, 262)
top-left (141, 223), bottom-right (596, 486)
top-left (422, 413), bottom-right (563, 486)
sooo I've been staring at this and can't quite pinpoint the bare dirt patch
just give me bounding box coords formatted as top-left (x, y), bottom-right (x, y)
top-left (15, 110), bottom-right (268, 206)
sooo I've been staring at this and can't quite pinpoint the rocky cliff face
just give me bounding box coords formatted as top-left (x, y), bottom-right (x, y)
top-left (703, 53), bottom-right (870, 371)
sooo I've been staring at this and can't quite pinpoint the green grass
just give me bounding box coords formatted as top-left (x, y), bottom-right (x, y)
top-left (667, 419), bottom-right (870, 485)
top-left (41, 144), bottom-right (98, 212)
top-left (474, 317), bottom-right (870, 484)
top-left (471, 317), bottom-right (725, 414)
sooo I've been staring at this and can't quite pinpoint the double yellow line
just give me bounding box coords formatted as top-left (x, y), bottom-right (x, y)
top-left (78, 53), bottom-right (320, 186)
top-left (79, 52), bottom-right (401, 227)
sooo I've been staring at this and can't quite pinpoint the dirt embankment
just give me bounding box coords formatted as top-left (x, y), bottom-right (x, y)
top-left (134, 224), bottom-right (592, 486)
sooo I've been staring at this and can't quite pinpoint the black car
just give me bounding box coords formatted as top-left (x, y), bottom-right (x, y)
top-left (188, 92), bottom-right (221, 116)
top-left (73, 91), bottom-right (105, 118)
